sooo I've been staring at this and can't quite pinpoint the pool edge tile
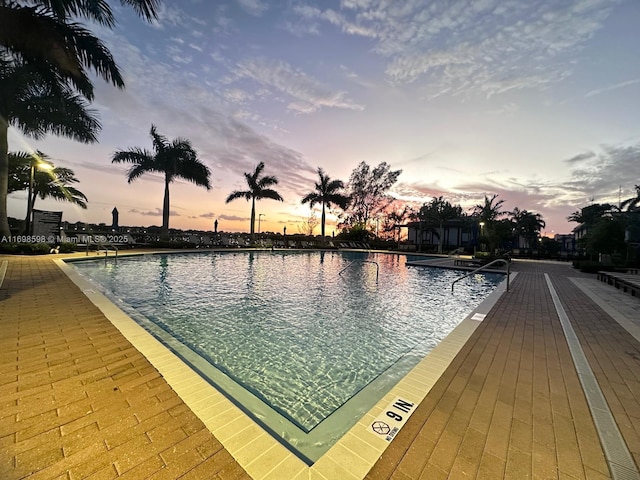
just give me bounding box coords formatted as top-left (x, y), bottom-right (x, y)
top-left (55, 255), bottom-right (501, 480)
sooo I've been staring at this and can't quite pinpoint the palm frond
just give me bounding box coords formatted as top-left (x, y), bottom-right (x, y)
top-left (111, 148), bottom-right (152, 164)
top-left (257, 175), bottom-right (278, 189)
top-left (257, 189), bottom-right (283, 202)
top-left (174, 159), bottom-right (211, 189)
top-left (149, 124), bottom-right (169, 154)
top-left (226, 190), bottom-right (252, 203)
top-left (39, 0), bottom-right (116, 26)
top-left (10, 77), bottom-right (100, 142)
top-left (301, 192), bottom-right (319, 206)
top-left (326, 193), bottom-right (350, 210)
top-left (64, 21), bottom-right (124, 89)
top-left (118, 0), bottom-right (159, 22)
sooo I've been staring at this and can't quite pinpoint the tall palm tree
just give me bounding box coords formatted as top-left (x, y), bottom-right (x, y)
top-left (226, 162), bottom-right (283, 242)
top-left (301, 167), bottom-right (349, 241)
top-left (419, 196), bottom-right (463, 253)
top-left (112, 124), bottom-right (211, 239)
top-left (473, 194), bottom-right (506, 253)
top-left (510, 207), bottom-right (545, 249)
top-left (473, 194), bottom-right (505, 224)
top-left (0, 57), bottom-right (99, 236)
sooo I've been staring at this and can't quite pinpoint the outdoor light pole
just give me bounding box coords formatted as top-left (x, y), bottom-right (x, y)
top-left (26, 160), bottom-right (53, 235)
top-left (258, 213), bottom-right (265, 234)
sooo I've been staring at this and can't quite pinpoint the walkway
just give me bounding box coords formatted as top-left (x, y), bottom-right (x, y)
top-left (1, 255), bottom-right (640, 479)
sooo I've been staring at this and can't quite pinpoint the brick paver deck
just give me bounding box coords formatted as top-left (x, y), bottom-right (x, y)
top-left (2, 254), bottom-right (640, 479)
top-left (0, 256), bottom-right (249, 480)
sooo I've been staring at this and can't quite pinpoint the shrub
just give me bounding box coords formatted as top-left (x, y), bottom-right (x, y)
top-left (572, 260), bottom-right (618, 273)
top-left (58, 242), bottom-right (79, 253)
top-left (0, 242), bottom-right (51, 255)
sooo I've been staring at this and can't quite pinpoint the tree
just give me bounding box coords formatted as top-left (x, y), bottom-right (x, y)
top-left (301, 167), bottom-right (349, 241)
top-left (0, 0), bottom-right (158, 93)
top-left (226, 162), bottom-right (283, 242)
top-left (112, 125), bottom-right (211, 239)
top-left (567, 203), bottom-right (613, 227)
top-left (8, 150), bottom-right (87, 232)
top-left (341, 161), bottom-right (402, 230)
top-left (297, 208), bottom-right (319, 237)
top-left (379, 205), bottom-right (415, 242)
top-left (0, 57), bottom-right (99, 236)
top-left (510, 207), bottom-right (545, 249)
top-left (621, 185), bottom-right (640, 212)
top-left (419, 197), bottom-right (463, 254)
top-left (586, 217), bottom-right (626, 257)
top-left (0, 0), bottom-right (159, 237)
top-left (473, 194), bottom-right (507, 252)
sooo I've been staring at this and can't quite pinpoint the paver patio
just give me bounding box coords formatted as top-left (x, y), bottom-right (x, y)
top-left (1, 254), bottom-right (640, 479)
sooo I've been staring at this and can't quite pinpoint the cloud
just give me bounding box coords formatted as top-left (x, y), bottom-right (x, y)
top-left (129, 208), bottom-right (180, 217)
top-left (565, 151), bottom-right (596, 164)
top-left (584, 78), bottom-right (640, 98)
top-left (394, 140), bottom-right (640, 232)
top-left (232, 58), bottom-right (364, 113)
top-left (290, 0), bottom-right (619, 98)
top-left (88, 29), bottom-right (318, 198)
top-left (218, 214), bottom-right (249, 222)
top-left (236, 0), bottom-right (269, 16)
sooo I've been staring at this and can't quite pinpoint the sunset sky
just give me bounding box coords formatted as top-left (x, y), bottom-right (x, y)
top-left (7, 0), bottom-right (640, 237)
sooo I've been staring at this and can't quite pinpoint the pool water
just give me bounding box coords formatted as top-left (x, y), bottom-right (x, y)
top-left (71, 251), bottom-right (502, 461)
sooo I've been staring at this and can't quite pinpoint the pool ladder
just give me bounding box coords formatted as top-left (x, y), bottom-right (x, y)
top-left (338, 260), bottom-right (379, 282)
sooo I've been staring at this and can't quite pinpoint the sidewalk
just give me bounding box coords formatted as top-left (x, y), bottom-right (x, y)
top-left (366, 261), bottom-right (640, 479)
top-left (2, 255), bottom-right (640, 479)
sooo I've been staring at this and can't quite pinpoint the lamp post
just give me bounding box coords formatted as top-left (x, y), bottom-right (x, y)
top-left (26, 160), bottom-right (53, 235)
top-left (258, 213), bottom-right (265, 234)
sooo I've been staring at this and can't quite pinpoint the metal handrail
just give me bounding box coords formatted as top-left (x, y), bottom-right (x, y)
top-left (85, 240), bottom-right (118, 258)
top-left (99, 242), bottom-right (119, 258)
top-left (339, 260), bottom-right (379, 282)
top-left (451, 258), bottom-right (510, 293)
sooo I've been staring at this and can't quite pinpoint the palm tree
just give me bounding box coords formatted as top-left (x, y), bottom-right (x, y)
top-left (419, 196), bottom-right (463, 254)
top-left (0, 0), bottom-right (158, 237)
top-left (0, 0), bottom-right (158, 95)
top-left (226, 162), bottom-right (283, 242)
top-left (473, 194), bottom-right (506, 253)
top-left (112, 125), bottom-right (211, 239)
top-left (8, 150), bottom-right (87, 233)
top-left (301, 168), bottom-right (349, 241)
top-left (510, 207), bottom-right (545, 249)
top-left (0, 57), bottom-right (99, 236)
top-left (621, 185), bottom-right (640, 212)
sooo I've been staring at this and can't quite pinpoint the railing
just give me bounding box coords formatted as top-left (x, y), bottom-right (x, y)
top-left (339, 260), bottom-right (379, 282)
top-left (85, 240), bottom-right (119, 258)
top-left (451, 258), bottom-right (510, 293)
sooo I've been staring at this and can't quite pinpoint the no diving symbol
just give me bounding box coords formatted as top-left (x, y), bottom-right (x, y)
top-left (372, 421), bottom-right (390, 435)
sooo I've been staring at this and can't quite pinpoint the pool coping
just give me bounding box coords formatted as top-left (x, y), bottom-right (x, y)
top-left (54, 252), bottom-right (514, 480)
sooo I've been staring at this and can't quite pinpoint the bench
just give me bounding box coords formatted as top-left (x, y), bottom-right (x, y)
top-left (597, 271), bottom-right (640, 297)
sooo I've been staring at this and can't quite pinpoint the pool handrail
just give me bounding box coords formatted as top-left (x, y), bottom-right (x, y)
top-left (451, 258), bottom-right (510, 293)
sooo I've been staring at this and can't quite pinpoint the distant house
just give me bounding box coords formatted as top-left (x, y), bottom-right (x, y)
top-left (554, 233), bottom-right (577, 258)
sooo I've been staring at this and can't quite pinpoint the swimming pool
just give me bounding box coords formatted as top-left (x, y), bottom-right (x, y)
top-left (70, 250), bottom-right (503, 462)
